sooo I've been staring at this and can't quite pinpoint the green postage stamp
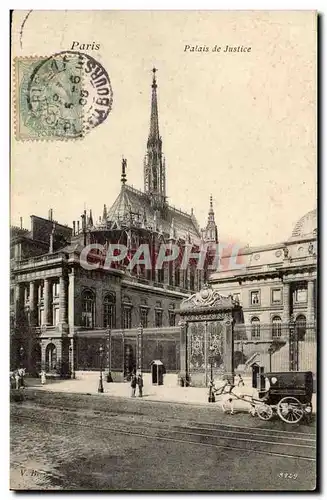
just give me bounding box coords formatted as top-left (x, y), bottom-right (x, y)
top-left (14, 51), bottom-right (113, 140)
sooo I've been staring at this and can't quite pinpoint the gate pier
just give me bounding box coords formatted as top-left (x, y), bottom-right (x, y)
top-left (178, 284), bottom-right (241, 387)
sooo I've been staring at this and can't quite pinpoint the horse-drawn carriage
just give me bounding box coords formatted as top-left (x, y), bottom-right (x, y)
top-left (213, 371), bottom-right (314, 424)
top-left (253, 371), bottom-right (313, 424)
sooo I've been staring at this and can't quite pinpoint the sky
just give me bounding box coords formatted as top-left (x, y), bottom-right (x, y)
top-left (11, 10), bottom-right (317, 246)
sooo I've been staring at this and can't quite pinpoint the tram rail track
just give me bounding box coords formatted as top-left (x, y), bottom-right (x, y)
top-left (11, 403), bottom-right (316, 463)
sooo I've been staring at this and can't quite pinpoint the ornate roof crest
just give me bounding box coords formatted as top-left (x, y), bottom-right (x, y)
top-left (180, 283), bottom-right (235, 311)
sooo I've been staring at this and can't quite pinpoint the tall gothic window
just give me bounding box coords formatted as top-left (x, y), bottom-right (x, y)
top-left (82, 290), bottom-right (95, 328)
top-left (251, 317), bottom-right (260, 339)
top-left (103, 293), bottom-right (115, 329)
top-left (272, 315), bottom-right (282, 338)
top-left (175, 267), bottom-right (180, 287)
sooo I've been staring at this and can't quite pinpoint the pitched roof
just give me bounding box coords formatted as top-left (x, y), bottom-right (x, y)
top-left (105, 184), bottom-right (201, 241)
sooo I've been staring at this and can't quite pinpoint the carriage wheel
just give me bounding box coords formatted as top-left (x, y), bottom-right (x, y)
top-left (256, 403), bottom-right (273, 421)
top-left (277, 397), bottom-right (304, 424)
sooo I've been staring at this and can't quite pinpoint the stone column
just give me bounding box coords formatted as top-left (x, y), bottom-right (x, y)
top-left (282, 283), bottom-right (291, 323)
top-left (14, 283), bottom-right (23, 319)
top-left (59, 275), bottom-right (68, 326)
top-left (68, 268), bottom-right (75, 333)
top-left (204, 321), bottom-right (208, 387)
top-left (179, 320), bottom-right (188, 383)
top-left (307, 280), bottom-right (315, 324)
top-left (43, 278), bottom-right (51, 325)
top-left (29, 281), bottom-right (37, 326)
top-left (222, 317), bottom-right (234, 383)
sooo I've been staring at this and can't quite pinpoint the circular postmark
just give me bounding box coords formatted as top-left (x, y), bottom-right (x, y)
top-left (23, 51), bottom-right (113, 139)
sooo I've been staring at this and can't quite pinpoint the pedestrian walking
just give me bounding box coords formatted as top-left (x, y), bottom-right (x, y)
top-left (237, 374), bottom-right (244, 387)
top-left (131, 371), bottom-right (137, 397)
top-left (14, 371), bottom-right (20, 390)
top-left (40, 370), bottom-right (47, 385)
top-left (137, 373), bottom-right (143, 398)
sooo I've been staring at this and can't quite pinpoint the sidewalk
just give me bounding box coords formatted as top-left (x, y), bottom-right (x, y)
top-left (28, 371), bottom-right (316, 413)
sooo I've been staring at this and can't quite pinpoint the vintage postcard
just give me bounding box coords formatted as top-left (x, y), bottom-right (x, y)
top-left (10, 10), bottom-right (317, 491)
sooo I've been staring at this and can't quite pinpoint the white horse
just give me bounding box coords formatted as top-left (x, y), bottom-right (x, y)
top-left (214, 382), bottom-right (259, 415)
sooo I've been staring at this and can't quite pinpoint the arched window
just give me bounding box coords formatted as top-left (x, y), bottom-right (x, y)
top-left (272, 315), bottom-right (282, 338)
top-left (296, 314), bottom-right (306, 341)
top-left (103, 293), bottom-right (115, 329)
top-left (169, 303), bottom-right (176, 327)
top-left (251, 317), bottom-right (260, 339)
top-left (82, 290), bottom-right (95, 328)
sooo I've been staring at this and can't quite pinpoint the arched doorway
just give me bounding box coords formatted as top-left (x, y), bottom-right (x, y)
top-left (45, 343), bottom-right (57, 372)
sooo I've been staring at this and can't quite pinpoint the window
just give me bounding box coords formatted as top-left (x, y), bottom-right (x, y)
top-left (271, 288), bottom-right (282, 304)
top-left (295, 288), bottom-right (307, 303)
top-left (250, 291), bottom-right (260, 306)
top-left (53, 307), bottom-right (59, 326)
top-left (251, 317), bottom-right (260, 339)
top-left (140, 308), bottom-right (148, 328)
top-left (155, 310), bottom-right (163, 327)
top-left (103, 293), bottom-right (115, 328)
top-left (190, 268), bottom-right (195, 291)
top-left (157, 269), bottom-right (164, 283)
top-left (82, 290), bottom-right (95, 328)
top-left (272, 316), bottom-right (282, 338)
top-left (39, 283), bottom-right (44, 301)
top-left (123, 307), bottom-right (132, 329)
top-left (38, 308), bottom-right (45, 326)
top-left (169, 311), bottom-right (176, 326)
top-left (53, 281), bottom-right (59, 297)
top-left (103, 294), bottom-right (114, 328)
top-left (10, 288), bottom-right (14, 305)
top-left (175, 267), bottom-right (180, 287)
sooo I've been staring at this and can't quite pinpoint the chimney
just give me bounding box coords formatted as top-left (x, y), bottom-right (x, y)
top-left (77, 221), bottom-right (80, 234)
top-left (48, 209), bottom-right (53, 221)
top-left (73, 221), bottom-right (76, 236)
top-left (20, 217), bottom-right (23, 229)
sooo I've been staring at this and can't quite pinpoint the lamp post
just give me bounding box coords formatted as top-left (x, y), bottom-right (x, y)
top-left (268, 345), bottom-right (273, 372)
top-left (98, 345), bottom-right (104, 393)
top-left (106, 329), bottom-right (113, 383)
top-left (137, 323), bottom-right (143, 375)
top-left (19, 346), bottom-right (24, 367)
top-left (69, 343), bottom-right (75, 379)
top-left (289, 316), bottom-right (297, 372)
top-left (208, 346), bottom-right (215, 403)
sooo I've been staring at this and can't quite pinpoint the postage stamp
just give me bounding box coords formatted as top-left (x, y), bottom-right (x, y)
top-left (14, 51), bottom-right (113, 140)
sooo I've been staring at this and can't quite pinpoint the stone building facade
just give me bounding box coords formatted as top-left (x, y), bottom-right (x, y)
top-left (209, 209), bottom-right (317, 373)
top-left (10, 69), bottom-right (218, 375)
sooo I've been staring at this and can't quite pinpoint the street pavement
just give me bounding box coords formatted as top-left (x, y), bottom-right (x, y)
top-left (10, 390), bottom-right (316, 491)
top-left (24, 371), bottom-right (317, 414)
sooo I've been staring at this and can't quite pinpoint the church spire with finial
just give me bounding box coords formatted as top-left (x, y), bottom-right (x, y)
top-left (203, 194), bottom-right (218, 243)
top-left (121, 157), bottom-right (127, 185)
top-left (144, 68), bottom-right (166, 210)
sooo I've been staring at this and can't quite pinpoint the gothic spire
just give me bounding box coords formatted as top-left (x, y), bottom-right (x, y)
top-left (102, 204), bottom-right (107, 221)
top-left (203, 195), bottom-right (218, 243)
top-left (121, 157), bottom-right (127, 185)
top-left (148, 68), bottom-right (160, 143)
top-left (144, 68), bottom-right (166, 209)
